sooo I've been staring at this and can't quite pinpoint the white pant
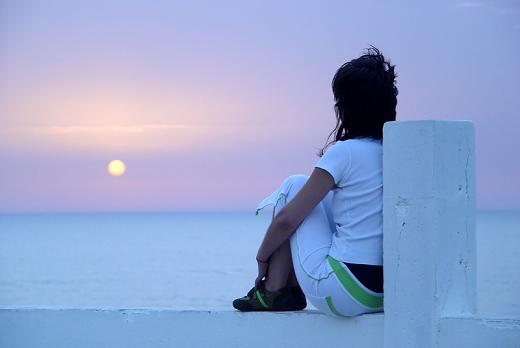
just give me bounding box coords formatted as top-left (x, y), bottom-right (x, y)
top-left (256, 175), bottom-right (384, 317)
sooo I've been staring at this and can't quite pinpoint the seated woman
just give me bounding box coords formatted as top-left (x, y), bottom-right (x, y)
top-left (233, 46), bottom-right (398, 317)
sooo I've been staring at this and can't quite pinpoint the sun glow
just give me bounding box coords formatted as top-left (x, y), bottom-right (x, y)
top-left (107, 160), bottom-right (126, 176)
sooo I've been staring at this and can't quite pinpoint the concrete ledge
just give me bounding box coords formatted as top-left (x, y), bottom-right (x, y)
top-left (2, 308), bottom-right (518, 348)
top-left (438, 316), bottom-right (520, 348)
top-left (0, 308), bottom-right (384, 348)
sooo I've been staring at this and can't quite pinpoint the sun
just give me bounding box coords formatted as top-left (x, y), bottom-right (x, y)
top-left (107, 160), bottom-right (126, 176)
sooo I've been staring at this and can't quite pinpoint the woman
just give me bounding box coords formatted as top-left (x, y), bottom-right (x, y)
top-left (233, 47), bottom-right (398, 317)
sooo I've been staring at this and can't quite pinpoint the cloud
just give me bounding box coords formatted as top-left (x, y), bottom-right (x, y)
top-left (455, 1), bottom-right (520, 16)
top-left (2, 124), bottom-right (191, 135)
top-left (0, 123), bottom-right (262, 154)
top-left (456, 1), bottom-right (483, 8)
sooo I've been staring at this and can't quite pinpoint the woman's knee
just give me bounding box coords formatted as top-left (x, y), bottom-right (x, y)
top-left (281, 174), bottom-right (309, 192)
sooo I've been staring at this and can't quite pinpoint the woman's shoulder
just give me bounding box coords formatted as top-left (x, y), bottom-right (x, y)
top-left (321, 138), bottom-right (381, 161)
top-left (334, 137), bottom-right (382, 148)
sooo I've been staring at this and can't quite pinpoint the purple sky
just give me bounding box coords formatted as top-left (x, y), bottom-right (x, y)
top-left (0, 0), bottom-right (519, 212)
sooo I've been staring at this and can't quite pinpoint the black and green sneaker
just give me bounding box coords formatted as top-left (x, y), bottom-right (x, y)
top-left (232, 281), bottom-right (307, 312)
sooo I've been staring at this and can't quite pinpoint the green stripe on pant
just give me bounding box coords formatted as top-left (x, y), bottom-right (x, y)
top-left (327, 256), bottom-right (384, 309)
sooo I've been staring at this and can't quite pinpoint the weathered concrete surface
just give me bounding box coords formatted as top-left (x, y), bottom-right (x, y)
top-left (383, 121), bottom-right (477, 347)
top-left (0, 308), bottom-right (384, 348)
top-left (2, 308), bottom-right (518, 348)
top-left (438, 316), bottom-right (520, 347)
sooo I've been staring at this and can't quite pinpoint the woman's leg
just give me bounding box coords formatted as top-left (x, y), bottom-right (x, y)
top-left (264, 239), bottom-right (294, 291)
top-left (259, 174), bottom-right (333, 292)
top-left (255, 175), bottom-right (379, 317)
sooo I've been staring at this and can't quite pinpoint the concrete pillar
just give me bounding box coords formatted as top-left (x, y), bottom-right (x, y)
top-left (382, 121), bottom-right (476, 348)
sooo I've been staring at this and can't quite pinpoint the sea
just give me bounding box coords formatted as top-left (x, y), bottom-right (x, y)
top-left (0, 210), bottom-right (518, 318)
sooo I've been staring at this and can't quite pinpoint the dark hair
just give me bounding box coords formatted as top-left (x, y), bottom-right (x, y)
top-left (319, 46), bottom-right (398, 156)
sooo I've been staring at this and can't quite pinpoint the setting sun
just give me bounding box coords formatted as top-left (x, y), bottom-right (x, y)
top-left (107, 160), bottom-right (126, 176)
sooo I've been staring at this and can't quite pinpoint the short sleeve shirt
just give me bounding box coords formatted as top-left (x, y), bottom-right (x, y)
top-left (315, 137), bottom-right (383, 265)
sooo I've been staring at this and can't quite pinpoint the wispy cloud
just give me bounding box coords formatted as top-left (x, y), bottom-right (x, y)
top-left (2, 124), bottom-right (191, 135)
top-left (456, 1), bottom-right (483, 8)
top-left (456, 1), bottom-right (519, 16)
top-left (0, 123), bottom-right (257, 153)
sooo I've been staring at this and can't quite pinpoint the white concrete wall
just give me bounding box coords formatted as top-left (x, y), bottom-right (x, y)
top-left (383, 120), bottom-right (477, 347)
top-left (0, 308), bottom-right (384, 348)
top-left (438, 316), bottom-right (520, 347)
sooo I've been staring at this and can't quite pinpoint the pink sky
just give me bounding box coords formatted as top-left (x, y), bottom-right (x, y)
top-left (1, 0), bottom-right (519, 212)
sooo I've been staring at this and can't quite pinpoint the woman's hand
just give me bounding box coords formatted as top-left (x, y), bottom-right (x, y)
top-left (255, 258), bottom-right (269, 287)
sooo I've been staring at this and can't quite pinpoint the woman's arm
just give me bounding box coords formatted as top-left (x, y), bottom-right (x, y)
top-left (256, 167), bottom-right (335, 262)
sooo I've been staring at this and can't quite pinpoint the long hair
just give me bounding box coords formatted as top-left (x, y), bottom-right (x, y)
top-left (319, 46), bottom-right (398, 156)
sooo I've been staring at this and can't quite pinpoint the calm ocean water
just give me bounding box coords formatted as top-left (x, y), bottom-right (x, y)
top-left (0, 210), bottom-right (518, 317)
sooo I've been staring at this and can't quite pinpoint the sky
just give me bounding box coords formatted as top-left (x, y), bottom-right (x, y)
top-left (0, 0), bottom-right (519, 212)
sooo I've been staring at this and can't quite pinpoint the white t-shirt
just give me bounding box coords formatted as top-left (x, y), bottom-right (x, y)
top-left (315, 137), bottom-right (383, 266)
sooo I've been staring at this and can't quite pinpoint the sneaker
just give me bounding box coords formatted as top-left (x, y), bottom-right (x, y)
top-left (290, 285), bottom-right (307, 310)
top-left (232, 281), bottom-right (307, 312)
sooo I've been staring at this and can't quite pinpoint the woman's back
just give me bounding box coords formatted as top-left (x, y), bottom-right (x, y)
top-left (315, 137), bottom-right (383, 266)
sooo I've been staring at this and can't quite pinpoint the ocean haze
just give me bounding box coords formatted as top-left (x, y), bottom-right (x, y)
top-left (0, 210), bottom-right (518, 318)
